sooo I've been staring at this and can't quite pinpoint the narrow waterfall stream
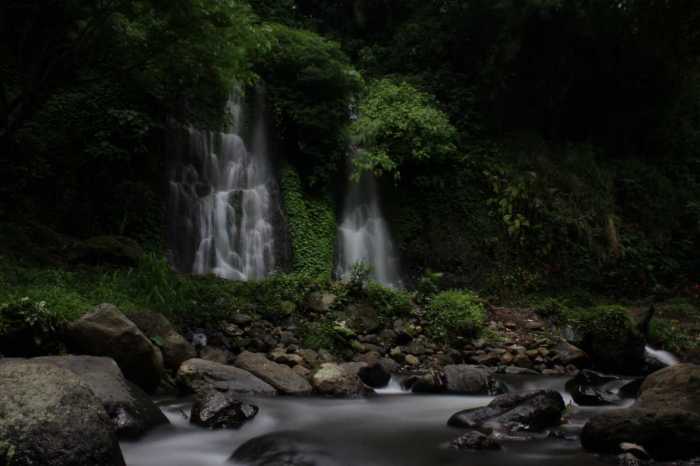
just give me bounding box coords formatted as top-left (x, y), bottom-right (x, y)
top-left (167, 91), bottom-right (279, 280)
top-left (336, 159), bottom-right (401, 287)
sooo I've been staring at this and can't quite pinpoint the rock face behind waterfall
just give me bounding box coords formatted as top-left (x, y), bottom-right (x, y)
top-left (0, 361), bottom-right (125, 466)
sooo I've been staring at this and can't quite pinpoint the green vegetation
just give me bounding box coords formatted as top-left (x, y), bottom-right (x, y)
top-left (350, 79), bottom-right (457, 180)
top-left (426, 290), bottom-right (486, 343)
top-left (279, 164), bottom-right (336, 279)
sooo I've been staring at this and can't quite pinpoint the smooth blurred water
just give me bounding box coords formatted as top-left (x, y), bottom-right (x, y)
top-left (121, 376), bottom-right (621, 466)
top-left (167, 91), bottom-right (277, 280)
top-left (645, 345), bottom-right (679, 366)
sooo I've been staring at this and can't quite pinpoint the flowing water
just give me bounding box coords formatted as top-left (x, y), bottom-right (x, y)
top-left (167, 91), bottom-right (279, 280)
top-left (336, 160), bottom-right (401, 287)
top-left (121, 376), bottom-right (627, 466)
top-left (645, 345), bottom-right (680, 366)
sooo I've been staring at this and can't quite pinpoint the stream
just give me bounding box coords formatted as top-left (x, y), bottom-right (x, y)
top-left (120, 375), bottom-right (630, 466)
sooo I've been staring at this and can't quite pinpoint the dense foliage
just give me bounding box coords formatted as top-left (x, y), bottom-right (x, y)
top-left (426, 290), bottom-right (486, 342)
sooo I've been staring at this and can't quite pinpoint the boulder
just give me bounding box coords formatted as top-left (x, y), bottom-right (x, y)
top-left (450, 431), bottom-right (501, 450)
top-left (306, 292), bottom-right (337, 313)
top-left (64, 303), bottom-right (164, 392)
top-left (402, 370), bottom-right (446, 394)
top-left (344, 303), bottom-right (381, 334)
top-left (312, 362), bottom-right (369, 397)
top-left (0, 361), bottom-right (125, 466)
top-left (127, 311), bottom-right (195, 371)
top-left (33, 355), bottom-right (168, 439)
top-left (190, 390), bottom-right (258, 429)
top-left (444, 365), bottom-right (504, 395)
top-left (230, 431), bottom-right (342, 466)
top-left (448, 390), bottom-right (565, 433)
top-left (200, 346), bottom-right (231, 364)
top-left (235, 352), bottom-right (312, 396)
top-left (552, 340), bottom-right (590, 368)
top-left (70, 235), bottom-right (144, 266)
top-left (565, 370), bottom-right (635, 406)
top-left (638, 363), bottom-right (700, 414)
top-left (177, 358), bottom-right (276, 396)
top-left (581, 408), bottom-right (700, 460)
top-left (358, 362), bottom-right (391, 388)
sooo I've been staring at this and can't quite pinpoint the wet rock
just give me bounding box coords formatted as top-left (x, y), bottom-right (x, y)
top-left (448, 390), bottom-right (565, 433)
top-left (444, 365), bottom-right (504, 395)
top-left (292, 365), bottom-right (311, 378)
top-left (312, 362), bottom-right (369, 397)
top-left (405, 354), bottom-right (420, 366)
top-left (230, 431), bottom-right (342, 466)
top-left (581, 408), bottom-right (700, 460)
top-left (620, 442), bottom-right (650, 460)
top-left (403, 370), bottom-right (446, 393)
top-left (270, 349), bottom-right (305, 367)
top-left (450, 431), bottom-right (501, 451)
top-left (297, 349), bottom-right (320, 368)
top-left (190, 390), bottom-right (258, 429)
top-left (0, 361), bottom-right (125, 466)
top-left (638, 363), bottom-right (700, 414)
top-left (472, 352), bottom-right (501, 366)
top-left (565, 370), bottom-right (634, 406)
top-left (33, 355), bottom-right (168, 439)
top-left (552, 340), bottom-right (590, 368)
top-left (358, 362), bottom-right (391, 388)
top-left (306, 292), bottom-right (337, 313)
top-left (177, 358), bottom-right (276, 396)
top-left (345, 303), bottom-right (381, 334)
top-left (200, 346), bottom-right (231, 364)
top-left (128, 311), bottom-right (196, 371)
top-left (65, 303), bottom-right (164, 393)
top-left (235, 352), bottom-right (312, 395)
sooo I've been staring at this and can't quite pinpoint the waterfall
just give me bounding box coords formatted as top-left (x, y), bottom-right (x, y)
top-left (167, 90), bottom-right (280, 280)
top-left (336, 156), bottom-right (401, 287)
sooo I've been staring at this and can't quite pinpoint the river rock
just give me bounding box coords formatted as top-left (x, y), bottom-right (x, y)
top-left (552, 340), bottom-right (590, 368)
top-left (450, 430), bottom-right (501, 450)
top-left (306, 292), bottom-right (337, 313)
top-left (581, 408), bottom-right (700, 460)
top-left (0, 361), bottom-right (125, 466)
top-left (190, 390), bottom-right (258, 429)
top-left (565, 370), bottom-right (635, 406)
top-left (403, 370), bottom-right (446, 393)
top-left (444, 365), bottom-right (504, 395)
top-left (235, 352), bottom-right (312, 395)
top-left (177, 358), bottom-right (276, 396)
top-left (358, 361), bottom-right (391, 388)
top-left (312, 362), bottom-right (369, 397)
top-left (230, 431), bottom-right (342, 466)
top-left (448, 390), bottom-right (565, 433)
top-left (33, 355), bottom-right (168, 439)
top-left (638, 363), bottom-right (700, 414)
top-left (345, 303), bottom-right (381, 334)
top-left (65, 303), bottom-right (164, 392)
top-left (128, 311), bottom-right (195, 371)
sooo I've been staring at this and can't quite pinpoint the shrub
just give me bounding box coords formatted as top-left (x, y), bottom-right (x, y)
top-left (364, 281), bottom-right (413, 321)
top-left (0, 297), bottom-right (63, 356)
top-left (426, 290), bottom-right (486, 342)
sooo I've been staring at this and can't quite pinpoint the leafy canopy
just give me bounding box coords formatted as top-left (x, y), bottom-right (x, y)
top-left (350, 79), bottom-right (457, 180)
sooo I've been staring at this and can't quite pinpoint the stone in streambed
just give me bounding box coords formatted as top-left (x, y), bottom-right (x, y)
top-left (565, 369), bottom-right (636, 406)
top-left (358, 361), bottom-right (391, 388)
top-left (0, 361), bottom-right (125, 466)
top-left (128, 311), bottom-right (196, 371)
top-left (235, 351), bottom-right (312, 395)
top-left (177, 358), bottom-right (276, 396)
top-left (448, 390), bottom-right (565, 433)
top-left (64, 303), bottom-right (164, 392)
top-left (312, 362), bottom-right (370, 397)
top-left (638, 363), bottom-right (700, 414)
top-left (190, 390), bottom-right (258, 429)
top-left (230, 431), bottom-right (342, 466)
top-left (33, 355), bottom-right (168, 439)
top-left (450, 430), bottom-right (501, 450)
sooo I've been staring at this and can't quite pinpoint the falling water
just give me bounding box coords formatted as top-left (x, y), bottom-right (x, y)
top-left (644, 345), bottom-right (679, 366)
top-left (336, 155), bottom-right (401, 287)
top-left (167, 90), bottom-right (280, 280)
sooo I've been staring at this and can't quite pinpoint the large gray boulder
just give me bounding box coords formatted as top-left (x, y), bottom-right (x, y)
top-left (0, 361), bottom-right (125, 466)
top-left (444, 365), bottom-right (503, 395)
top-left (34, 355), bottom-right (168, 439)
top-left (65, 304), bottom-right (164, 392)
top-left (176, 358), bottom-right (276, 396)
top-left (312, 362), bottom-right (370, 397)
top-left (638, 363), bottom-right (700, 414)
top-left (235, 352), bottom-right (312, 396)
top-left (448, 390), bottom-right (565, 433)
top-left (581, 408), bottom-right (700, 460)
top-left (128, 311), bottom-right (195, 371)
top-left (230, 432), bottom-right (342, 466)
top-left (190, 390), bottom-right (258, 429)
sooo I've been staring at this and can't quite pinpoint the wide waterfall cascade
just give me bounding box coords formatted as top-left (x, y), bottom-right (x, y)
top-left (167, 91), bottom-right (279, 280)
top-left (336, 162), bottom-right (402, 287)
